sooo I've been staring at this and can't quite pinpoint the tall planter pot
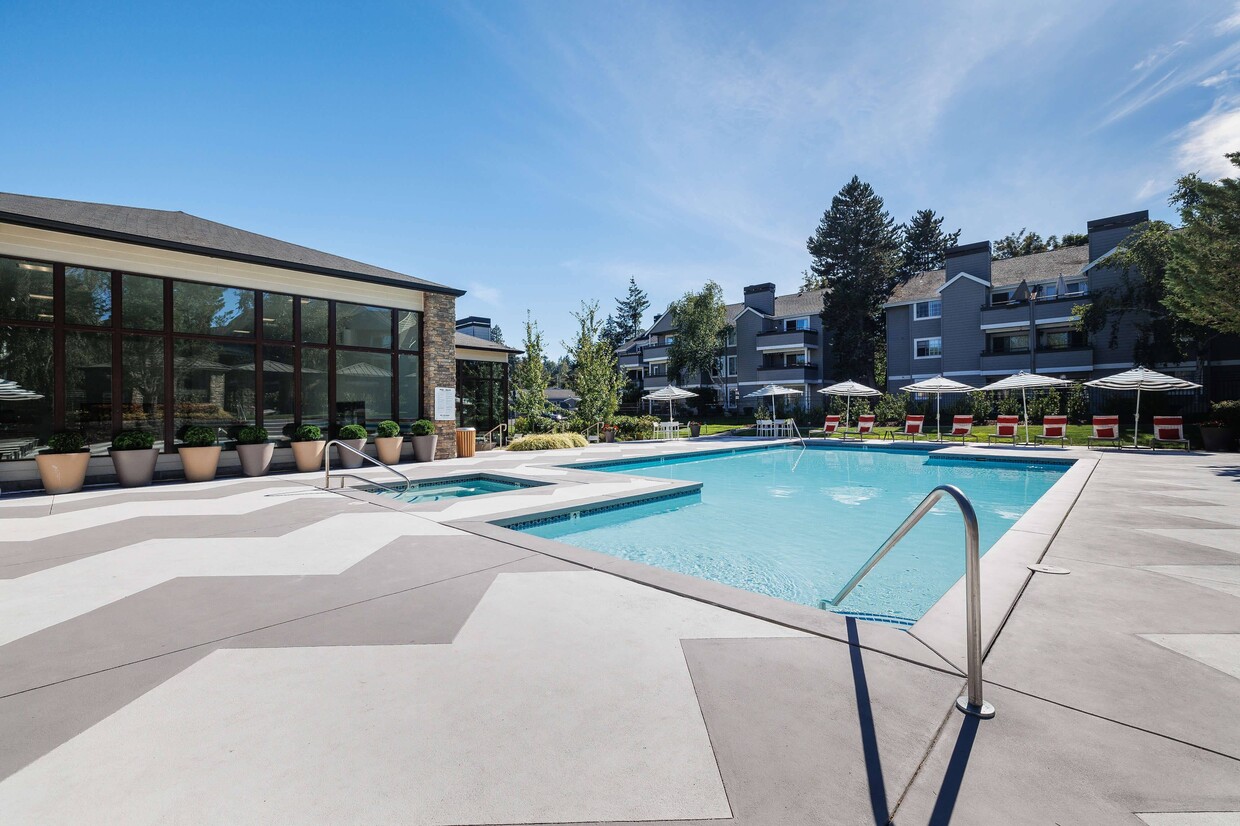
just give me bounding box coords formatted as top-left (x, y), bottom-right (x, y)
top-left (35, 452), bottom-right (91, 494)
top-left (412, 434), bottom-right (438, 463)
top-left (236, 442), bottom-right (275, 476)
top-left (291, 440), bottom-right (325, 472)
top-left (1199, 427), bottom-right (1236, 452)
top-left (179, 445), bottom-right (222, 482)
top-left (335, 438), bottom-right (368, 469)
top-left (375, 436), bottom-right (404, 465)
top-left (111, 448), bottom-right (160, 488)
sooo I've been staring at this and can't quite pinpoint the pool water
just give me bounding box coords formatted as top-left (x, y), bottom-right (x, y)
top-left (519, 447), bottom-right (1067, 623)
top-left (374, 476), bottom-right (533, 503)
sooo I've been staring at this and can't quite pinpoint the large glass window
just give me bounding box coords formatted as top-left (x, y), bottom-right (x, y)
top-left (0, 325), bottom-right (54, 458)
top-left (301, 298), bottom-right (329, 344)
top-left (65, 267), bottom-right (112, 326)
top-left (262, 345), bottom-right (296, 441)
top-left (914, 337), bottom-right (942, 359)
top-left (122, 274), bottom-right (164, 330)
top-left (457, 359), bottom-right (507, 431)
top-left (121, 335), bottom-right (164, 438)
top-left (399, 354), bottom-right (421, 421)
top-left (173, 339), bottom-right (255, 439)
top-left (0, 258), bottom-right (54, 323)
top-left (262, 293), bottom-right (294, 341)
top-left (64, 331), bottom-right (113, 453)
top-left (336, 350), bottom-right (392, 425)
top-left (336, 302), bottom-right (392, 349)
top-left (397, 310), bottom-right (420, 350)
top-left (300, 348), bottom-right (329, 427)
top-left (173, 282), bottom-right (255, 337)
top-left (1037, 328), bottom-right (1087, 350)
top-left (987, 333), bottom-right (1029, 354)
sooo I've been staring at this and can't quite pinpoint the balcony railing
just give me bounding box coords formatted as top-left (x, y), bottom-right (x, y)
top-left (756, 364), bottom-right (818, 383)
top-left (980, 295), bottom-right (1091, 327)
top-left (756, 328), bottom-right (819, 349)
top-left (641, 343), bottom-right (670, 361)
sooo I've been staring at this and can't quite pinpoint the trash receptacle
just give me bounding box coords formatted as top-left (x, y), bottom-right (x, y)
top-left (455, 427), bottom-right (476, 458)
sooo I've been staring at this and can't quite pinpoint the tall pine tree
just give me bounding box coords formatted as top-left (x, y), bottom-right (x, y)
top-left (899, 209), bottom-right (960, 279)
top-left (805, 177), bottom-right (901, 383)
top-left (614, 277), bottom-right (651, 342)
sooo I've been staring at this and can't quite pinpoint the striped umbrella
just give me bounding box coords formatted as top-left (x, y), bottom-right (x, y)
top-left (977, 372), bottom-right (1073, 444)
top-left (1085, 367), bottom-right (1201, 447)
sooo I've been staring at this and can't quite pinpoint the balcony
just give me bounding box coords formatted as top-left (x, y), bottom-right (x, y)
top-left (980, 347), bottom-right (1093, 374)
top-left (756, 364), bottom-right (818, 383)
top-left (617, 352), bottom-right (642, 369)
top-left (756, 328), bottom-right (818, 350)
top-left (979, 295), bottom-right (1090, 329)
top-left (643, 374), bottom-right (669, 389)
top-left (642, 343), bottom-right (670, 362)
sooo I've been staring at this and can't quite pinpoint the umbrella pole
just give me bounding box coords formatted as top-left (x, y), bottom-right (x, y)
top-left (1134, 387), bottom-right (1141, 449)
top-left (936, 393), bottom-right (941, 441)
top-left (846, 396), bottom-right (851, 431)
top-left (1022, 387), bottom-right (1029, 445)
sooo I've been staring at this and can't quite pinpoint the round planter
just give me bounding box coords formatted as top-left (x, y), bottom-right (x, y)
top-left (290, 440), bottom-right (326, 472)
top-left (236, 442), bottom-right (275, 476)
top-left (1199, 426), bottom-right (1236, 452)
top-left (179, 445), bottom-right (222, 482)
top-left (412, 434), bottom-right (438, 463)
top-left (35, 452), bottom-right (91, 494)
top-left (335, 438), bottom-right (368, 469)
top-left (110, 447), bottom-right (160, 488)
top-left (375, 436), bottom-right (404, 465)
top-left (602, 430), bottom-right (616, 443)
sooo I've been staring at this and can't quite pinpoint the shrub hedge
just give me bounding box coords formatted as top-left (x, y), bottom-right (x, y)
top-left (507, 433), bottom-right (590, 451)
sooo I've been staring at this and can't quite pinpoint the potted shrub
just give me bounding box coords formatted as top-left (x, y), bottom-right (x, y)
top-left (374, 419), bottom-right (404, 465)
top-left (110, 430), bottom-right (159, 487)
top-left (36, 432), bottom-right (91, 494)
top-left (335, 424), bottom-right (369, 469)
top-left (1199, 401), bottom-right (1240, 452)
top-left (235, 425), bottom-right (273, 477)
top-left (410, 419), bottom-right (438, 462)
top-left (178, 426), bottom-right (222, 482)
top-left (601, 424), bottom-right (617, 443)
top-left (290, 424), bottom-right (326, 472)
top-left (688, 421), bottom-right (702, 438)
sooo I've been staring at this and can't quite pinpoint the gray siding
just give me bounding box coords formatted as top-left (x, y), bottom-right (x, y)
top-left (945, 243), bottom-right (992, 282)
top-left (886, 305), bottom-right (912, 386)
top-left (938, 277), bottom-right (987, 384)
top-left (734, 310), bottom-right (765, 387)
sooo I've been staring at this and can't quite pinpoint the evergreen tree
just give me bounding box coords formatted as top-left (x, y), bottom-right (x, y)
top-left (805, 176), bottom-right (901, 382)
top-left (489, 324), bottom-right (505, 345)
top-left (899, 209), bottom-right (960, 278)
top-left (599, 314), bottom-right (625, 349)
top-left (614, 277), bottom-right (651, 342)
top-left (667, 281), bottom-right (728, 385)
top-left (513, 313), bottom-right (550, 419)
top-left (565, 300), bottom-right (623, 425)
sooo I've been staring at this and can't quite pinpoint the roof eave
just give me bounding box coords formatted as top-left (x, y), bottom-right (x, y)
top-left (0, 211), bottom-right (467, 298)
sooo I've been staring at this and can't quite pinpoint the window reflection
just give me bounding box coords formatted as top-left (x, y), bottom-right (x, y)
top-left (336, 350), bottom-right (392, 425)
top-left (64, 331), bottom-right (113, 453)
top-left (263, 293), bottom-right (293, 341)
top-left (122, 274), bottom-right (164, 330)
top-left (300, 347), bottom-right (329, 426)
top-left (173, 282), bottom-right (255, 337)
top-left (397, 310), bottom-right (420, 350)
top-left (0, 258), bottom-right (54, 323)
top-left (456, 360), bottom-right (507, 431)
top-left (173, 339), bottom-right (255, 439)
top-left (336, 302), bottom-right (391, 348)
top-left (399, 354), bottom-right (421, 421)
top-left (301, 298), bottom-right (328, 344)
top-left (65, 267), bottom-right (112, 326)
top-left (0, 325), bottom-right (54, 458)
top-left (263, 345), bottom-right (296, 441)
top-left (121, 335), bottom-right (164, 439)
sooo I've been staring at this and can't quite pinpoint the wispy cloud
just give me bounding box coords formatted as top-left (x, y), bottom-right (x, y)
top-left (1200, 69), bottom-right (1238, 88)
top-left (1216, 1), bottom-right (1240, 34)
top-left (1176, 96), bottom-right (1240, 178)
top-left (465, 281), bottom-right (502, 307)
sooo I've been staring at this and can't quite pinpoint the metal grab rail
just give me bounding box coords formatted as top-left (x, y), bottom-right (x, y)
top-left (581, 420), bottom-right (603, 443)
top-left (481, 422), bottom-right (507, 448)
top-left (821, 484), bottom-right (994, 719)
top-left (786, 419), bottom-right (805, 447)
top-left (323, 439), bottom-right (412, 497)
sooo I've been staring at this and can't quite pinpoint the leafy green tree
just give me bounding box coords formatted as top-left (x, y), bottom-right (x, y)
top-left (614, 277), bottom-right (651, 343)
top-left (993, 228), bottom-right (1087, 259)
top-left (1163, 152), bottom-right (1240, 335)
top-left (513, 313), bottom-right (551, 419)
top-left (564, 301), bottom-right (623, 425)
top-left (899, 209), bottom-right (960, 278)
top-left (667, 281), bottom-right (728, 385)
top-left (804, 176), bottom-right (901, 382)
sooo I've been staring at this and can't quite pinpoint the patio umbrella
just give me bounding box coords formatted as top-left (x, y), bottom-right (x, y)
top-left (744, 384), bottom-right (803, 418)
top-left (900, 375), bottom-right (976, 440)
top-left (1084, 367), bottom-right (1201, 448)
top-left (818, 380), bottom-right (882, 428)
top-left (976, 372), bottom-right (1073, 444)
top-left (642, 385), bottom-right (697, 422)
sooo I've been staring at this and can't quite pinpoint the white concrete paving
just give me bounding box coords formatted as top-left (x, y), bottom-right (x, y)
top-left (1140, 634), bottom-right (1240, 680)
top-left (0, 571), bottom-right (804, 825)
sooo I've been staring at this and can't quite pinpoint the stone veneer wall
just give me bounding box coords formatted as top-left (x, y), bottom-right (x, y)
top-left (421, 292), bottom-right (458, 460)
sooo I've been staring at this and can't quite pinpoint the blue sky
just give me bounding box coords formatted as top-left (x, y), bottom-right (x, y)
top-left (2, 1), bottom-right (1238, 354)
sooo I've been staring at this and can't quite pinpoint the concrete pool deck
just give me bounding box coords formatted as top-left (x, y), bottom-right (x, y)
top-left (0, 438), bottom-right (1237, 823)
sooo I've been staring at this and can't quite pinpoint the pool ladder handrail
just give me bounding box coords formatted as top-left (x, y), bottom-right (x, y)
top-left (820, 484), bottom-right (994, 719)
top-left (323, 439), bottom-right (413, 497)
top-left (787, 418), bottom-right (805, 447)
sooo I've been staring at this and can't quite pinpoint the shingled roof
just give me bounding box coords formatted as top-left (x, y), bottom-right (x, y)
top-left (724, 287), bottom-right (826, 322)
top-left (455, 331), bottom-right (522, 355)
top-left (0, 192), bottom-right (463, 296)
top-left (887, 246), bottom-right (1092, 305)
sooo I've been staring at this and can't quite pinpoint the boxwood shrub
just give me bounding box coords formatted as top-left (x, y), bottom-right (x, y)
top-left (236, 425), bottom-right (268, 445)
top-left (409, 419), bottom-right (436, 437)
top-left (46, 432), bottom-right (86, 454)
top-left (112, 430), bottom-right (155, 451)
top-left (337, 424), bottom-right (368, 440)
top-left (376, 420), bottom-right (401, 439)
top-left (181, 426), bottom-right (217, 448)
top-left (292, 424), bottom-right (323, 442)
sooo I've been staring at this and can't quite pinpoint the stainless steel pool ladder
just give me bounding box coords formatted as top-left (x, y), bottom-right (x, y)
top-left (323, 439), bottom-right (413, 497)
top-left (820, 484), bottom-right (994, 719)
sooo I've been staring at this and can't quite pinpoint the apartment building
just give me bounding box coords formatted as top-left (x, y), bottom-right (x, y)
top-left (618, 282), bottom-right (830, 413)
top-left (884, 210), bottom-right (1239, 396)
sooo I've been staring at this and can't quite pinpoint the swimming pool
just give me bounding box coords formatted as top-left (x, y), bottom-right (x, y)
top-left (517, 446), bottom-right (1068, 624)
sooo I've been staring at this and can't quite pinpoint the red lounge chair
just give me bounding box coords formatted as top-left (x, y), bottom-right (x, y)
top-left (817, 414), bottom-right (842, 437)
top-left (946, 415), bottom-right (978, 443)
top-left (1087, 415), bottom-right (1123, 449)
top-left (1152, 416), bottom-right (1190, 451)
top-left (886, 414), bottom-right (924, 441)
top-left (1034, 415), bottom-right (1068, 448)
top-left (987, 415), bottom-right (1019, 445)
top-left (842, 414), bottom-right (876, 441)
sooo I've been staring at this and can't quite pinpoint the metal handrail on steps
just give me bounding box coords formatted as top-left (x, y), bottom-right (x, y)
top-left (581, 420), bottom-right (603, 443)
top-left (323, 439), bottom-right (412, 497)
top-left (481, 422), bottom-right (507, 448)
top-left (820, 484), bottom-right (994, 719)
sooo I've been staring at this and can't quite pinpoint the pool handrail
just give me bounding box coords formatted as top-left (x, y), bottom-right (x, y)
top-left (323, 439), bottom-right (412, 497)
top-left (820, 484), bottom-right (993, 719)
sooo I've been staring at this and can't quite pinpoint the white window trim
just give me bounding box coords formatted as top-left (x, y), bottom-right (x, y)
top-left (914, 300), bottom-right (942, 320)
top-left (914, 336), bottom-right (942, 360)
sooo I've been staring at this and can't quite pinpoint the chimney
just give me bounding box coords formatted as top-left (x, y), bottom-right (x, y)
top-left (1087, 211), bottom-right (1148, 261)
top-left (944, 241), bottom-right (992, 283)
top-left (454, 316), bottom-right (493, 341)
top-left (743, 283), bottom-right (776, 316)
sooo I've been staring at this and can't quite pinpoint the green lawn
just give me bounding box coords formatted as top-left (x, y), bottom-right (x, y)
top-left (805, 422), bottom-right (1162, 447)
